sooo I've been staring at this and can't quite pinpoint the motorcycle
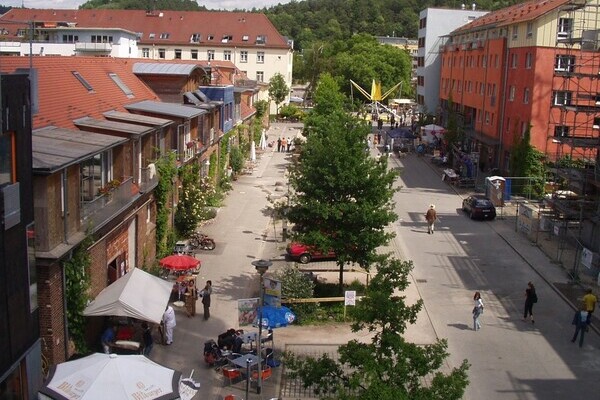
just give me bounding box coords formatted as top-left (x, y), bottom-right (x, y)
top-left (189, 232), bottom-right (216, 251)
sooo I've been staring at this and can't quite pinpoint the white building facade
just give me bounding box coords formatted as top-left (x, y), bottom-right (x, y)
top-left (416, 7), bottom-right (488, 115)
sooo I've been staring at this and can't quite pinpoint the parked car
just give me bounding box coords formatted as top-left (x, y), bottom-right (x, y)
top-left (462, 195), bottom-right (496, 220)
top-left (286, 242), bottom-right (336, 264)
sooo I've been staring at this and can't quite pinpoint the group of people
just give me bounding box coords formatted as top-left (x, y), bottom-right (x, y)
top-left (471, 283), bottom-right (597, 347)
top-left (162, 280), bottom-right (213, 346)
top-left (276, 137), bottom-right (293, 153)
top-left (100, 320), bottom-right (154, 356)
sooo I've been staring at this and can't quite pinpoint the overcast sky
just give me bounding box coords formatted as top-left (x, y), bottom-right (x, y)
top-left (2, 0), bottom-right (291, 11)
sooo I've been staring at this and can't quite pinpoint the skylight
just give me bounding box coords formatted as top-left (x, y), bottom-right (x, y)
top-left (109, 73), bottom-right (134, 98)
top-left (72, 71), bottom-right (93, 92)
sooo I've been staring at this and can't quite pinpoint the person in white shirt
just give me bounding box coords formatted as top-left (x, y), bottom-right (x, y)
top-left (162, 305), bottom-right (176, 345)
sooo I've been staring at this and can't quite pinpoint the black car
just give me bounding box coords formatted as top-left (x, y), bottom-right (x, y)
top-left (462, 195), bottom-right (496, 220)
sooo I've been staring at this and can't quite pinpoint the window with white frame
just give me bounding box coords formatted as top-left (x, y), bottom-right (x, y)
top-left (512, 25), bottom-right (518, 40)
top-left (159, 33), bottom-right (170, 39)
top-left (526, 22), bottom-right (533, 37)
top-left (142, 48), bottom-right (149, 58)
top-left (224, 50), bottom-right (231, 61)
top-left (553, 90), bottom-right (572, 105)
top-left (485, 111), bottom-right (490, 124)
top-left (207, 50), bottom-right (215, 60)
top-left (523, 88), bottom-right (530, 104)
top-left (555, 55), bottom-right (575, 72)
top-left (62, 34), bottom-right (78, 43)
top-left (557, 18), bottom-right (572, 39)
top-left (525, 52), bottom-right (532, 69)
top-left (511, 53), bottom-right (518, 68)
top-left (256, 71), bottom-right (264, 82)
top-left (158, 48), bottom-right (165, 59)
top-left (509, 86), bottom-right (515, 101)
top-left (240, 51), bottom-right (248, 62)
top-left (91, 35), bottom-right (113, 43)
top-left (191, 49), bottom-right (198, 60)
top-left (80, 151), bottom-right (113, 202)
top-left (174, 49), bottom-right (182, 59)
top-left (257, 51), bottom-right (265, 63)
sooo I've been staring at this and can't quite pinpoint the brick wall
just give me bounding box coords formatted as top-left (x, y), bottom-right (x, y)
top-left (37, 263), bottom-right (67, 365)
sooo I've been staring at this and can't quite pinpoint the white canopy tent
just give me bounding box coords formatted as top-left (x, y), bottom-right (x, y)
top-left (83, 268), bottom-right (172, 324)
top-left (420, 124), bottom-right (446, 144)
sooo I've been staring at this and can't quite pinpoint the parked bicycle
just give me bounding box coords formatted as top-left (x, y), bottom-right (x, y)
top-left (189, 232), bottom-right (216, 251)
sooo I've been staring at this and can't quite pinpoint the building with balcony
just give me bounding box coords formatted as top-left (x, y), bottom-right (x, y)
top-left (439, 0), bottom-right (600, 265)
top-left (416, 7), bottom-right (488, 115)
top-left (0, 72), bottom-right (42, 400)
top-left (0, 8), bottom-right (293, 114)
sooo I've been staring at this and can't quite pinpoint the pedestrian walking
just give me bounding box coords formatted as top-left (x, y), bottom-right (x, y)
top-left (280, 137), bottom-right (287, 153)
top-left (583, 288), bottom-right (597, 316)
top-left (200, 280), bottom-right (213, 320)
top-left (286, 137), bottom-right (292, 152)
top-left (162, 305), bottom-right (176, 345)
top-left (522, 281), bottom-right (537, 324)
top-left (473, 291), bottom-right (484, 331)
top-left (142, 322), bottom-right (153, 356)
top-left (100, 325), bottom-right (116, 354)
top-left (277, 137), bottom-right (282, 152)
top-left (571, 304), bottom-right (591, 347)
top-left (425, 204), bottom-right (437, 234)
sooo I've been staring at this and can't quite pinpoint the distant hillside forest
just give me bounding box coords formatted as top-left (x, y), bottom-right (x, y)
top-left (265, 0), bottom-right (524, 51)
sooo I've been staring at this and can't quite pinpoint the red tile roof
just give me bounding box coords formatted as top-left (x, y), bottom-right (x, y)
top-left (0, 56), bottom-right (159, 130)
top-left (455, 0), bottom-right (573, 33)
top-left (1, 9), bottom-right (290, 49)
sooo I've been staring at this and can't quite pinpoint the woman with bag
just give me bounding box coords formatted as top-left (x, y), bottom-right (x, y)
top-left (473, 291), bottom-right (484, 331)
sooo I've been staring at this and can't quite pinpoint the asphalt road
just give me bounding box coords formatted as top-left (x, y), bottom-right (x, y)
top-left (388, 150), bottom-right (600, 399)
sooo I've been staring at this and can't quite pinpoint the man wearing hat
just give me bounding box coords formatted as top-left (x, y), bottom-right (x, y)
top-left (425, 204), bottom-right (438, 234)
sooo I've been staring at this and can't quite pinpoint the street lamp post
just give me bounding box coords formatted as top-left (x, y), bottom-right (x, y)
top-left (251, 259), bottom-right (272, 394)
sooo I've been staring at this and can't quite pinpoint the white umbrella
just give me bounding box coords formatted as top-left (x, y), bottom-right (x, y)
top-left (38, 353), bottom-right (181, 400)
top-left (83, 268), bottom-right (172, 324)
top-left (250, 140), bottom-right (256, 162)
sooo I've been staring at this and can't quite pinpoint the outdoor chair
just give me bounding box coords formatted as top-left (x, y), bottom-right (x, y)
top-left (221, 367), bottom-right (242, 386)
top-left (250, 365), bottom-right (272, 382)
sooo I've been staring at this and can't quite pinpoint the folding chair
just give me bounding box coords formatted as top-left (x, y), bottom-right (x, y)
top-left (221, 367), bottom-right (242, 386)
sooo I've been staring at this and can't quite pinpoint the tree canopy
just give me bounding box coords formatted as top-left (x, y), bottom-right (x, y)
top-left (288, 73), bottom-right (398, 290)
top-left (285, 255), bottom-right (470, 399)
top-left (79, 0), bottom-right (204, 10)
top-left (268, 72), bottom-right (290, 116)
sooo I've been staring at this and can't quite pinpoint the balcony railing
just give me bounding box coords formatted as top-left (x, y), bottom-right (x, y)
top-left (81, 177), bottom-right (136, 230)
top-left (75, 42), bottom-right (112, 52)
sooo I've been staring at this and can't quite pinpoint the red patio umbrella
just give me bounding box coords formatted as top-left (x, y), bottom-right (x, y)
top-left (159, 254), bottom-right (201, 272)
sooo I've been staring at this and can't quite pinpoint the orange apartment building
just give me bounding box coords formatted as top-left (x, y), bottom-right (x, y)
top-left (440, 0), bottom-right (600, 264)
top-left (439, 0), bottom-right (600, 173)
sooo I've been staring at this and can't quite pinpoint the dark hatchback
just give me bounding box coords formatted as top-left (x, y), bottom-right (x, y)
top-left (462, 195), bottom-right (496, 220)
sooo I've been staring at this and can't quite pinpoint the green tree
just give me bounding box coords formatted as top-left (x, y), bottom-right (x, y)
top-left (444, 94), bottom-right (464, 166)
top-left (288, 74), bottom-right (398, 293)
top-left (509, 125), bottom-right (545, 198)
top-left (174, 164), bottom-right (204, 237)
top-left (268, 72), bottom-right (289, 117)
top-left (285, 255), bottom-right (470, 399)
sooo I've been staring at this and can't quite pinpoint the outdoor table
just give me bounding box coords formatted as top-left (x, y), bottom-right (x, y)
top-left (230, 354), bottom-right (259, 369)
top-left (110, 340), bottom-right (141, 354)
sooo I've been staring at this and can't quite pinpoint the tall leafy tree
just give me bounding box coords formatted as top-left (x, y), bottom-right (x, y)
top-left (288, 74), bottom-right (398, 292)
top-left (268, 72), bottom-right (290, 117)
top-left (509, 124), bottom-right (545, 198)
top-left (285, 255), bottom-right (470, 399)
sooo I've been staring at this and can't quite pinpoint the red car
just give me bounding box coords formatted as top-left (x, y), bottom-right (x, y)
top-left (286, 242), bottom-right (336, 264)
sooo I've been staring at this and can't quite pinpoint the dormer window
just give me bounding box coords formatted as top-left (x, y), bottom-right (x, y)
top-left (222, 34), bottom-right (232, 43)
top-left (159, 33), bottom-right (170, 39)
top-left (149, 33), bottom-right (155, 39)
top-left (256, 35), bottom-right (266, 44)
top-left (190, 33), bottom-right (201, 43)
top-left (207, 34), bottom-right (214, 41)
top-left (242, 35), bottom-right (249, 41)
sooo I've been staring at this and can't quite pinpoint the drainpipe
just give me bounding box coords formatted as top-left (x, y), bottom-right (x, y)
top-left (497, 37), bottom-right (510, 170)
top-left (62, 252), bottom-right (70, 360)
top-left (62, 170), bottom-right (68, 242)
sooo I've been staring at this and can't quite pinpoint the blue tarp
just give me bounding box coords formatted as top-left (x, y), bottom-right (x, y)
top-left (254, 305), bottom-right (296, 329)
top-left (387, 128), bottom-right (415, 139)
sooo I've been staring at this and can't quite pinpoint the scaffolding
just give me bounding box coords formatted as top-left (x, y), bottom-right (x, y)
top-left (547, 0), bottom-right (600, 276)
